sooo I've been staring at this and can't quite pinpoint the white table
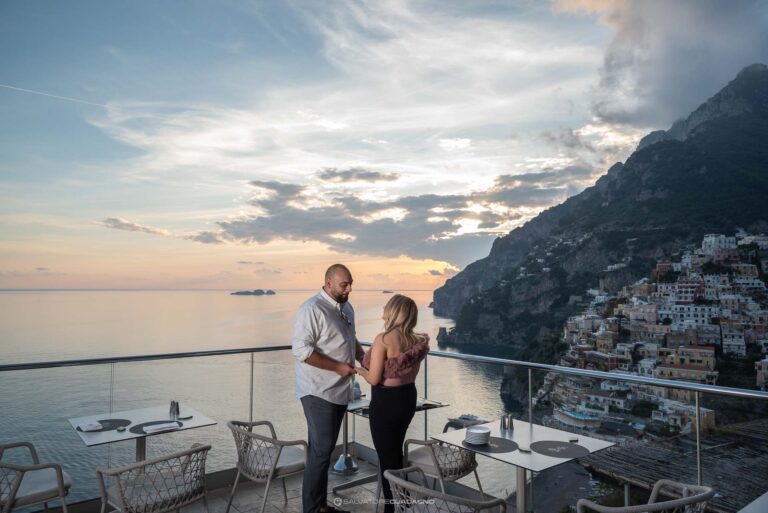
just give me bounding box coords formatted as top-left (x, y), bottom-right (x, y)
top-left (431, 420), bottom-right (614, 512)
top-left (68, 405), bottom-right (216, 461)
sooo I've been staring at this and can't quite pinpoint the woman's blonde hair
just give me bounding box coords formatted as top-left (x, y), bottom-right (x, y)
top-left (383, 294), bottom-right (421, 352)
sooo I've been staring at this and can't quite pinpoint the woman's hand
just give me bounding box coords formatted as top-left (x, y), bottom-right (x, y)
top-left (355, 366), bottom-right (370, 381)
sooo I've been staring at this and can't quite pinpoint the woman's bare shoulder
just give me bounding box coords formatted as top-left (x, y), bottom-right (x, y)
top-left (381, 330), bottom-right (404, 345)
top-left (372, 332), bottom-right (386, 347)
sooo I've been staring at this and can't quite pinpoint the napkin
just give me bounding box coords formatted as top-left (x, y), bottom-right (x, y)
top-left (143, 422), bottom-right (180, 434)
top-left (78, 422), bottom-right (103, 432)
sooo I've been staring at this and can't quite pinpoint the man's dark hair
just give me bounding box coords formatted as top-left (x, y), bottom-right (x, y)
top-left (325, 263), bottom-right (351, 281)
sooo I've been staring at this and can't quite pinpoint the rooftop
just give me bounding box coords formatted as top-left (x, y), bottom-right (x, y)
top-left (3, 345), bottom-right (768, 513)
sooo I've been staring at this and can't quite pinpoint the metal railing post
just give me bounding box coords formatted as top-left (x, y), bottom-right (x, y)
top-left (528, 368), bottom-right (533, 424)
top-left (528, 368), bottom-right (533, 512)
top-left (249, 352), bottom-right (254, 424)
top-left (108, 362), bottom-right (115, 467)
top-left (695, 391), bottom-right (702, 485)
top-left (424, 355), bottom-right (429, 439)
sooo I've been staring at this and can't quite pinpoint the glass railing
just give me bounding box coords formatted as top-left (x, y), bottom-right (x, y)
top-left (420, 349), bottom-right (768, 512)
top-left (0, 348), bottom-right (303, 506)
top-left (3, 346), bottom-right (768, 512)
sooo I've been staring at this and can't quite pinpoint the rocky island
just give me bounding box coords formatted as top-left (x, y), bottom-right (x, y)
top-left (230, 289), bottom-right (276, 296)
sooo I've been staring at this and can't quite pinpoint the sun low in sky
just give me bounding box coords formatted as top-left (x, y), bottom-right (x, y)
top-left (1, 0), bottom-right (766, 290)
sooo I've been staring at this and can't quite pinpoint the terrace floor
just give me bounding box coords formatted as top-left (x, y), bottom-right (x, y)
top-left (194, 460), bottom-right (384, 513)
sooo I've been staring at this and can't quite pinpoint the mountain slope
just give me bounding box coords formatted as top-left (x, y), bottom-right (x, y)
top-left (434, 63), bottom-right (768, 351)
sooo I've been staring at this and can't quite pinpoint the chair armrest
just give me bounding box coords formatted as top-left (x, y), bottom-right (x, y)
top-left (228, 420), bottom-right (277, 438)
top-left (404, 438), bottom-right (437, 457)
top-left (234, 428), bottom-right (306, 450)
top-left (2, 461), bottom-right (68, 508)
top-left (404, 439), bottom-right (443, 472)
top-left (404, 438), bottom-right (437, 448)
top-left (577, 496), bottom-right (712, 513)
top-left (387, 465), bottom-right (429, 486)
top-left (96, 444), bottom-right (213, 476)
top-left (648, 479), bottom-right (714, 504)
top-left (1, 461), bottom-right (63, 474)
top-left (577, 498), bottom-right (603, 513)
top-left (0, 441), bottom-right (40, 464)
top-left (272, 438), bottom-right (308, 449)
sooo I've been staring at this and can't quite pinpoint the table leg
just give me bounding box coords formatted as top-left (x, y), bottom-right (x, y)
top-left (516, 467), bottom-right (527, 513)
top-left (332, 411), bottom-right (359, 474)
top-left (136, 437), bottom-right (146, 462)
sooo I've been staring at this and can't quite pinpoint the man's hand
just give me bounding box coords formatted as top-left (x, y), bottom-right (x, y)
top-left (304, 351), bottom-right (356, 376)
top-left (336, 362), bottom-right (356, 377)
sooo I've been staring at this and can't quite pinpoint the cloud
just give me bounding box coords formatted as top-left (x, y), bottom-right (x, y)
top-left (237, 260), bottom-right (265, 265)
top-left (186, 162), bottom-right (589, 267)
top-left (35, 267), bottom-right (49, 272)
top-left (249, 180), bottom-right (306, 198)
top-left (81, 2), bottom-right (642, 270)
top-left (185, 231), bottom-right (226, 244)
top-left (541, 128), bottom-right (596, 153)
top-left (428, 266), bottom-right (459, 277)
top-left (438, 138), bottom-right (472, 152)
top-left (556, 0), bottom-right (768, 127)
top-left (90, 0), bottom-right (605, 192)
top-left (99, 217), bottom-right (171, 237)
top-left (318, 167), bottom-right (400, 183)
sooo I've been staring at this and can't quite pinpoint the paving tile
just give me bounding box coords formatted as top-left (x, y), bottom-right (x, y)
top-left (223, 482), bottom-right (266, 512)
top-left (186, 493), bottom-right (231, 513)
top-left (206, 462), bottom-right (387, 513)
top-left (231, 485), bottom-right (292, 513)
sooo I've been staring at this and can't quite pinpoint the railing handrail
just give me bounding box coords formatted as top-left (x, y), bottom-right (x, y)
top-left (426, 348), bottom-right (768, 401)
top-left (0, 345), bottom-right (292, 371)
top-left (2, 343), bottom-right (768, 401)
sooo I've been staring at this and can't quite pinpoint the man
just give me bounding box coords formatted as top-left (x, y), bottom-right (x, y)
top-left (292, 264), bottom-right (365, 513)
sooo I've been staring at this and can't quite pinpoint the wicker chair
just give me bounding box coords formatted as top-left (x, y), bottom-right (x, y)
top-left (0, 441), bottom-right (72, 513)
top-left (384, 466), bottom-right (505, 513)
top-left (96, 444), bottom-right (211, 513)
top-left (577, 479), bottom-right (715, 513)
top-left (404, 439), bottom-right (484, 499)
top-left (225, 420), bottom-right (307, 513)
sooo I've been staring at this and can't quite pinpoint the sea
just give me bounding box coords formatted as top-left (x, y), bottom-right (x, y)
top-left (0, 289), bottom-right (521, 503)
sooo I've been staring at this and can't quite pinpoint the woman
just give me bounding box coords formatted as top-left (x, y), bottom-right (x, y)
top-left (357, 294), bottom-right (430, 513)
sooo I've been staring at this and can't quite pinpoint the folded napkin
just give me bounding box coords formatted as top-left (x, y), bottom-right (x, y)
top-left (143, 422), bottom-right (179, 434)
top-left (78, 422), bottom-right (103, 432)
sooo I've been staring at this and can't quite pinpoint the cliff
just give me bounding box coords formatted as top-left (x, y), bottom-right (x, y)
top-left (434, 64), bottom-right (768, 354)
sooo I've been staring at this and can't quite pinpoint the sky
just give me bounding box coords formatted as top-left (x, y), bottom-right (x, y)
top-left (1, 0), bottom-right (767, 290)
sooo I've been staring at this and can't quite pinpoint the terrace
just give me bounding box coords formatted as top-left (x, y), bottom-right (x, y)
top-left (2, 345), bottom-right (768, 513)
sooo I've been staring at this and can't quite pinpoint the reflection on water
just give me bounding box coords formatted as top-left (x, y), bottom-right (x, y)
top-left (0, 290), bottom-right (521, 502)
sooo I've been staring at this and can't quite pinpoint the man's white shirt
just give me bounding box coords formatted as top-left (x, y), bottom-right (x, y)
top-left (292, 288), bottom-right (356, 405)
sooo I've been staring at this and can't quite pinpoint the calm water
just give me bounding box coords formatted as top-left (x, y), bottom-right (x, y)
top-left (0, 290), bottom-right (518, 503)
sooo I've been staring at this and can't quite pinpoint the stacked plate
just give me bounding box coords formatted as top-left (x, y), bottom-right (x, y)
top-left (464, 425), bottom-right (491, 445)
